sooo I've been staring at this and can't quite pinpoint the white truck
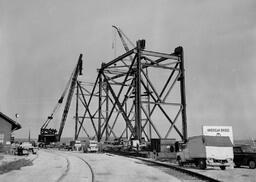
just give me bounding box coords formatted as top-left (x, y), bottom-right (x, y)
top-left (81, 140), bottom-right (98, 153)
top-left (176, 135), bottom-right (233, 170)
top-left (74, 140), bottom-right (82, 151)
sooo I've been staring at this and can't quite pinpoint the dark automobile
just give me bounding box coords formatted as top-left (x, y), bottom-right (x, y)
top-left (233, 145), bottom-right (256, 169)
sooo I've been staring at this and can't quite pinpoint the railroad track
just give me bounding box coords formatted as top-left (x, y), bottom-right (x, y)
top-left (56, 154), bottom-right (70, 182)
top-left (107, 151), bottom-right (220, 182)
top-left (72, 154), bottom-right (95, 182)
top-left (50, 150), bottom-right (95, 182)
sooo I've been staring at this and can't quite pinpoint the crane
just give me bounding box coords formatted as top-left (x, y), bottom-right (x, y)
top-left (38, 54), bottom-right (83, 145)
top-left (57, 54), bottom-right (83, 140)
top-left (112, 25), bottom-right (135, 63)
top-left (112, 25), bottom-right (135, 52)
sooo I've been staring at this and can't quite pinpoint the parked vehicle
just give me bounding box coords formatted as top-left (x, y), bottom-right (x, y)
top-left (74, 140), bottom-right (82, 151)
top-left (233, 145), bottom-right (256, 169)
top-left (20, 142), bottom-right (38, 154)
top-left (11, 142), bottom-right (38, 155)
top-left (176, 135), bottom-right (233, 170)
top-left (64, 144), bottom-right (73, 151)
top-left (82, 140), bottom-right (98, 153)
top-left (58, 143), bottom-right (72, 151)
top-left (130, 138), bottom-right (148, 151)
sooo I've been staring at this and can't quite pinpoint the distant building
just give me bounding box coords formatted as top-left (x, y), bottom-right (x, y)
top-left (0, 112), bottom-right (21, 153)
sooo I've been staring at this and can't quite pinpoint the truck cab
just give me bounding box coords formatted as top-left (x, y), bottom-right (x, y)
top-left (233, 145), bottom-right (256, 169)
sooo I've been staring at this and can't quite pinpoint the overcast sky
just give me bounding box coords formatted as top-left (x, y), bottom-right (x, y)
top-left (0, 0), bottom-right (255, 140)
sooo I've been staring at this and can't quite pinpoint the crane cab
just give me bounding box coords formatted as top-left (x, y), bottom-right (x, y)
top-left (38, 128), bottom-right (58, 147)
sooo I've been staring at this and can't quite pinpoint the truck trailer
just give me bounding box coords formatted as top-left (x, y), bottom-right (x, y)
top-left (176, 135), bottom-right (233, 170)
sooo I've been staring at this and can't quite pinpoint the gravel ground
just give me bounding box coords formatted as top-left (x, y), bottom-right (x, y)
top-left (162, 162), bottom-right (256, 182)
top-left (137, 160), bottom-right (206, 182)
top-left (0, 150), bottom-right (66, 182)
top-left (186, 166), bottom-right (256, 182)
top-left (135, 157), bottom-right (256, 182)
top-left (0, 150), bottom-right (182, 182)
top-left (2, 150), bottom-right (255, 182)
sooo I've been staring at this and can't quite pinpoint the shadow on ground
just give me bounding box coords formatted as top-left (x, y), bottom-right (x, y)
top-left (0, 159), bottom-right (33, 174)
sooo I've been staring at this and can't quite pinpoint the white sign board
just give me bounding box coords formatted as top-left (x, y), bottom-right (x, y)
top-left (202, 126), bottom-right (233, 144)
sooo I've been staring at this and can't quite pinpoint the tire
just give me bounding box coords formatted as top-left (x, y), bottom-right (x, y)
top-left (220, 166), bottom-right (226, 170)
top-left (177, 157), bottom-right (183, 166)
top-left (248, 160), bottom-right (256, 169)
top-left (195, 161), bottom-right (199, 167)
top-left (198, 159), bottom-right (206, 170)
top-left (234, 161), bottom-right (241, 168)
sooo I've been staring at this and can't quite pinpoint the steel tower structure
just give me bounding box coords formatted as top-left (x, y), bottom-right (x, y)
top-left (74, 39), bottom-right (187, 142)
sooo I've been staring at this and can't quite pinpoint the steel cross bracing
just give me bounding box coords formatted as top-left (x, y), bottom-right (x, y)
top-left (74, 40), bottom-right (187, 142)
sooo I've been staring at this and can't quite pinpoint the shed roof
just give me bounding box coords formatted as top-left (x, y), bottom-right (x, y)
top-left (0, 112), bottom-right (22, 131)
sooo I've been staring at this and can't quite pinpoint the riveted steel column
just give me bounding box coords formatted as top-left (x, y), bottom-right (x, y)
top-left (124, 101), bottom-right (128, 138)
top-left (146, 68), bottom-right (152, 140)
top-left (176, 46), bottom-right (187, 141)
top-left (135, 40), bottom-right (145, 141)
top-left (105, 82), bottom-right (109, 140)
top-left (98, 71), bottom-right (103, 142)
top-left (75, 83), bottom-right (79, 140)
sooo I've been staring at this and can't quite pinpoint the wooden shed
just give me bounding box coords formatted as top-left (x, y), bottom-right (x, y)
top-left (0, 112), bottom-right (21, 153)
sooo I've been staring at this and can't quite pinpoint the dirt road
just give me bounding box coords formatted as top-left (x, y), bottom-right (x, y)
top-left (0, 150), bottom-right (180, 182)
